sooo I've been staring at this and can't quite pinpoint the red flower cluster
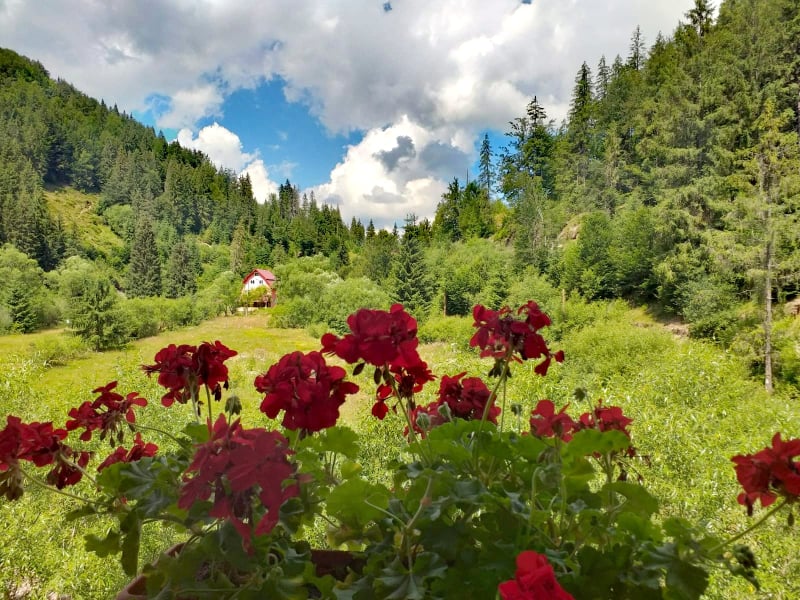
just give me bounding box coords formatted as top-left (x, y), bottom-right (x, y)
top-left (437, 372), bottom-right (498, 422)
top-left (65, 381), bottom-right (147, 445)
top-left (97, 433), bottom-right (158, 472)
top-left (529, 400), bottom-right (636, 457)
top-left (0, 416), bottom-right (90, 498)
top-left (498, 551), bottom-right (574, 600)
top-left (470, 302), bottom-right (564, 373)
top-left (374, 361), bottom-right (436, 419)
top-left (404, 373), bottom-right (498, 438)
top-left (178, 415), bottom-right (298, 551)
top-left (255, 351), bottom-right (359, 432)
top-left (530, 400), bottom-right (576, 442)
top-left (732, 433), bottom-right (800, 515)
top-left (322, 304), bottom-right (435, 419)
top-left (143, 341), bottom-right (237, 407)
top-left (321, 304), bottom-right (420, 368)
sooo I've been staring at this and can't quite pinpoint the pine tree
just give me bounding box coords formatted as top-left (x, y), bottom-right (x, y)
top-left (127, 215), bottom-right (162, 297)
top-left (70, 274), bottom-right (124, 351)
top-left (478, 134), bottom-right (494, 195)
top-left (628, 25), bottom-right (646, 70)
top-left (595, 55), bottom-right (610, 100)
top-left (686, 0), bottom-right (714, 37)
top-left (165, 239), bottom-right (199, 298)
top-left (7, 283), bottom-right (36, 333)
top-left (390, 217), bottom-right (431, 318)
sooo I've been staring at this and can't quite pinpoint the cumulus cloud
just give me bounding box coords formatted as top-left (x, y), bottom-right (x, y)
top-left (1, 0), bottom-right (698, 223)
top-left (177, 123), bottom-right (278, 202)
top-left (374, 136), bottom-right (416, 172)
top-left (312, 116), bottom-right (463, 228)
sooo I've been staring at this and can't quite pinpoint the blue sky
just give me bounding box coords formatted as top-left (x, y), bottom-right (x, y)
top-left (1, 0), bottom-right (696, 227)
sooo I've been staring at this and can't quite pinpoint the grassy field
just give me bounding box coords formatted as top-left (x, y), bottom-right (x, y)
top-left (1, 309), bottom-right (798, 599)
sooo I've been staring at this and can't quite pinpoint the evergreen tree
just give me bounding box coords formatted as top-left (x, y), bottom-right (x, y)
top-left (478, 134), bottom-right (494, 195)
top-left (432, 178), bottom-right (462, 241)
top-left (69, 274), bottom-right (125, 351)
top-left (595, 55), bottom-right (611, 100)
top-left (628, 25), bottom-right (646, 70)
top-left (165, 239), bottom-right (199, 298)
top-left (686, 0), bottom-right (714, 37)
top-left (127, 215), bottom-right (162, 297)
top-left (7, 282), bottom-right (36, 333)
top-left (390, 217), bottom-right (431, 318)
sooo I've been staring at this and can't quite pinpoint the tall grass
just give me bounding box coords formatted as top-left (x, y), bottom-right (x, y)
top-left (1, 308), bottom-right (797, 598)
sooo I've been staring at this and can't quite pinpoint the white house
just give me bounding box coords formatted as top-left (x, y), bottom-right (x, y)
top-left (241, 269), bottom-right (277, 307)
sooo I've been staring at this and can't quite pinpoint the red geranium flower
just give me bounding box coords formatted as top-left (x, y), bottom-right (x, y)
top-left (577, 403), bottom-right (636, 457)
top-left (321, 304), bottom-right (421, 368)
top-left (374, 359), bottom-right (435, 420)
top-left (498, 550), bottom-right (574, 600)
top-left (97, 433), bottom-right (159, 472)
top-left (255, 351), bottom-right (359, 432)
top-left (470, 302), bottom-right (563, 373)
top-left (65, 381), bottom-right (147, 444)
top-left (46, 447), bottom-right (91, 489)
top-left (143, 342), bottom-right (237, 407)
top-left (406, 402), bottom-right (448, 439)
top-left (178, 415), bottom-right (298, 552)
top-left (143, 343), bottom-right (198, 406)
top-left (732, 433), bottom-right (800, 515)
top-left (194, 341), bottom-right (238, 400)
top-left (437, 372), bottom-right (498, 423)
top-left (530, 400), bottom-right (577, 442)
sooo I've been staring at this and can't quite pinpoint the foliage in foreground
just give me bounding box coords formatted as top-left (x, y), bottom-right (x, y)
top-left (1, 302), bottom-right (798, 599)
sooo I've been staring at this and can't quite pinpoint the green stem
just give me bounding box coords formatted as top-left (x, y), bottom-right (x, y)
top-left (134, 422), bottom-right (184, 446)
top-left (205, 385), bottom-right (213, 427)
top-left (403, 476), bottom-right (433, 572)
top-left (709, 499), bottom-right (788, 554)
top-left (20, 467), bottom-right (103, 506)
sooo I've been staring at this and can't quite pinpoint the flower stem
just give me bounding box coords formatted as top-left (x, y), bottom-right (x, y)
top-left (134, 422), bottom-right (184, 446)
top-left (709, 499), bottom-right (788, 555)
top-left (20, 467), bottom-right (102, 506)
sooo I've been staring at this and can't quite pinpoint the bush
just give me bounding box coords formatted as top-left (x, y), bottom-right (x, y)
top-left (318, 277), bottom-right (390, 333)
top-left (29, 335), bottom-right (90, 367)
top-left (268, 297), bottom-right (317, 329)
top-left (418, 315), bottom-right (475, 351)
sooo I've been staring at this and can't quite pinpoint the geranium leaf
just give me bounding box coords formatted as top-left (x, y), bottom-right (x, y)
top-left (326, 479), bottom-right (390, 528)
top-left (605, 481), bottom-right (659, 517)
top-left (120, 514), bottom-right (141, 577)
top-left (84, 528), bottom-right (121, 557)
top-left (319, 425), bottom-right (360, 458)
top-left (563, 429), bottom-right (631, 459)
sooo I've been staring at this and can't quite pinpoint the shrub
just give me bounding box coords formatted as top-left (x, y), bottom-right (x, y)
top-left (418, 315), bottom-right (475, 351)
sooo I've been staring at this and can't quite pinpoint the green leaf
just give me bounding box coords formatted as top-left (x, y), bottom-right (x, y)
top-left (84, 528), bottom-right (122, 557)
top-left (563, 429), bottom-right (632, 460)
top-left (182, 421), bottom-right (210, 444)
top-left (120, 513), bottom-right (141, 577)
top-left (376, 554), bottom-right (447, 600)
top-left (326, 479), bottom-right (390, 528)
top-left (604, 481), bottom-right (659, 517)
top-left (664, 559), bottom-right (708, 600)
top-left (320, 425), bottom-right (360, 458)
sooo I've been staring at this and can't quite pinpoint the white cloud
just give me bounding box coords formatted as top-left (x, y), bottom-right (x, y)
top-left (1, 0), bottom-right (699, 223)
top-left (312, 116), bottom-right (464, 228)
top-left (177, 123), bottom-right (278, 202)
top-left (243, 159), bottom-right (279, 203)
top-left (158, 84), bottom-right (225, 129)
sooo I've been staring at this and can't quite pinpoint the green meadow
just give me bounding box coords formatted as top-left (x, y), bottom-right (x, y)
top-left (1, 309), bottom-right (798, 599)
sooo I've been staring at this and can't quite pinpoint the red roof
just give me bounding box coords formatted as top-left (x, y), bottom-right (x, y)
top-left (243, 269), bottom-right (276, 285)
